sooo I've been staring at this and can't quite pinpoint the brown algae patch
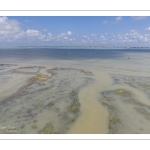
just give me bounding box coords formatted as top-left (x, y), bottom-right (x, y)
top-left (12, 69), bottom-right (36, 75)
top-left (11, 66), bottom-right (45, 75)
top-left (0, 64), bottom-right (17, 69)
top-left (124, 82), bottom-right (136, 88)
top-left (47, 67), bottom-right (93, 76)
top-left (135, 107), bottom-right (150, 118)
top-left (125, 98), bottom-right (150, 107)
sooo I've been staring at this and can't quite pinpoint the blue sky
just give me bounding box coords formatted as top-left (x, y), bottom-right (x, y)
top-left (0, 16), bottom-right (150, 46)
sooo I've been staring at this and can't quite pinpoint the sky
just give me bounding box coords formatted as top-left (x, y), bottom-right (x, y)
top-left (0, 16), bottom-right (150, 47)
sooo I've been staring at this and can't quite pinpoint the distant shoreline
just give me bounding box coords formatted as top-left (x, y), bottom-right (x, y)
top-left (0, 46), bottom-right (150, 50)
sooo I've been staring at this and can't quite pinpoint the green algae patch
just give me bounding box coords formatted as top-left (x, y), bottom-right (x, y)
top-left (115, 89), bottom-right (131, 97)
top-left (68, 101), bottom-right (80, 113)
top-left (139, 84), bottom-right (150, 89)
top-left (35, 75), bottom-right (49, 82)
top-left (109, 116), bottom-right (120, 124)
top-left (39, 124), bottom-right (53, 134)
top-left (32, 125), bottom-right (37, 129)
top-left (68, 106), bottom-right (79, 113)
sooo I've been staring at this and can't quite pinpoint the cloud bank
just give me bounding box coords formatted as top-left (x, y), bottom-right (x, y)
top-left (1, 16), bottom-right (150, 46)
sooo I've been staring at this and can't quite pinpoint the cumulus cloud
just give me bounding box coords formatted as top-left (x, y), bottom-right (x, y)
top-left (145, 27), bottom-right (150, 31)
top-left (100, 35), bottom-right (105, 39)
top-left (0, 16), bottom-right (21, 35)
top-left (14, 31), bottom-right (26, 40)
top-left (80, 29), bottom-right (150, 46)
top-left (45, 31), bottom-right (76, 44)
top-left (67, 31), bottom-right (72, 35)
top-left (112, 29), bottom-right (150, 45)
top-left (2, 16), bottom-right (150, 46)
top-left (25, 29), bottom-right (48, 42)
top-left (48, 32), bottom-right (52, 36)
top-left (115, 16), bottom-right (122, 21)
top-left (26, 29), bottom-right (41, 37)
top-left (131, 16), bottom-right (147, 20)
top-left (0, 17), bottom-right (52, 43)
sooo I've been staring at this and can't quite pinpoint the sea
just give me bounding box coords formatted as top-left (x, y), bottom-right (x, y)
top-left (0, 47), bottom-right (150, 61)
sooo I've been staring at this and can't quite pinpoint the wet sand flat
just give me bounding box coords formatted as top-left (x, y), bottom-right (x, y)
top-left (67, 70), bottom-right (111, 134)
top-left (0, 51), bottom-right (150, 134)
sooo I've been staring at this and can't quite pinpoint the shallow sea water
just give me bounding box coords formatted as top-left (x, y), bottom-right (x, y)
top-left (0, 48), bottom-right (150, 134)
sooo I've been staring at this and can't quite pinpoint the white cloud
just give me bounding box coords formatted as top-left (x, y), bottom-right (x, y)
top-left (0, 16), bottom-right (21, 35)
top-left (0, 17), bottom-right (76, 44)
top-left (115, 16), bottom-right (122, 21)
top-left (131, 16), bottom-right (147, 20)
top-left (38, 35), bottom-right (46, 41)
top-left (47, 31), bottom-right (76, 43)
top-left (100, 35), bottom-right (105, 39)
top-left (25, 29), bottom-right (47, 42)
top-left (113, 29), bottom-right (150, 45)
top-left (1, 16), bottom-right (150, 46)
top-left (14, 31), bottom-right (26, 40)
top-left (26, 29), bottom-right (41, 37)
top-left (145, 27), bottom-right (150, 31)
top-left (48, 32), bottom-right (52, 36)
top-left (67, 31), bottom-right (72, 35)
